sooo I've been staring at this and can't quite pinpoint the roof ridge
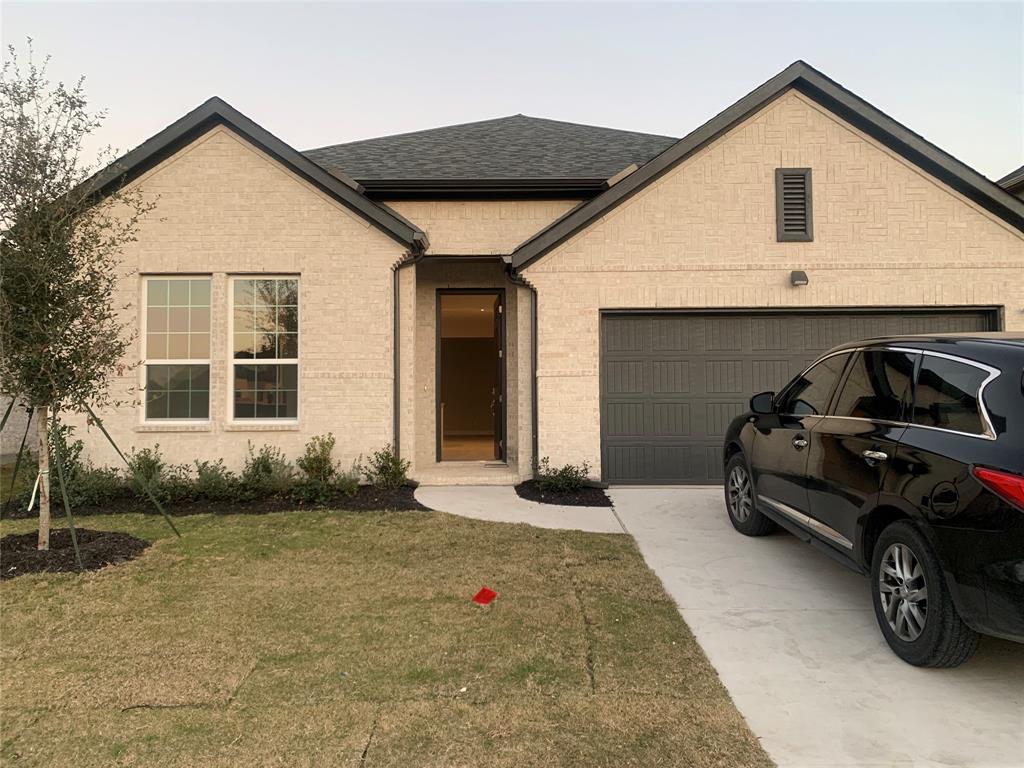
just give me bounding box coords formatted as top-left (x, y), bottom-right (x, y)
top-left (511, 113), bottom-right (677, 141)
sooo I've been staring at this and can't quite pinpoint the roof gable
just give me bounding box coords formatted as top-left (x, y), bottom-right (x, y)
top-left (303, 115), bottom-right (677, 183)
top-left (512, 61), bottom-right (1024, 270)
top-left (86, 97), bottom-right (427, 251)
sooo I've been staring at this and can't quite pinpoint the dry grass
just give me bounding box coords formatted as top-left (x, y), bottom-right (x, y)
top-left (0, 509), bottom-right (772, 767)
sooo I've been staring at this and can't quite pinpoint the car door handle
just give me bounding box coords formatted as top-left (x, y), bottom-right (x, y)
top-left (792, 437), bottom-right (808, 449)
top-left (862, 450), bottom-right (889, 462)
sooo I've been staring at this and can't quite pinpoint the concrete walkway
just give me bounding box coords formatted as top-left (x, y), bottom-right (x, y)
top-left (414, 484), bottom-right (625, 534)
top-left (613, 487), bottom-right (1024, 768)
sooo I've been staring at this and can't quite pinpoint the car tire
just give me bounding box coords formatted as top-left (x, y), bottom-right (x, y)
top-left (870, 520), bottom-right (979, 668)
top-left (724, 453), bottom-right (775, 537)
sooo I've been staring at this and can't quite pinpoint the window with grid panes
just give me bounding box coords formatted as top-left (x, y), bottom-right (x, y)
top-left (231, 277), bottom-right (299, 419)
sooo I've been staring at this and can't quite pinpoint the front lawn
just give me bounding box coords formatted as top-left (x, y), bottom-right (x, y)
top-left (0, 510), bottom-right (771, 767)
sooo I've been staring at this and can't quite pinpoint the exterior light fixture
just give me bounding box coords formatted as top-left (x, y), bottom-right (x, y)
top-left (790, 270), bottom-right (809, 287)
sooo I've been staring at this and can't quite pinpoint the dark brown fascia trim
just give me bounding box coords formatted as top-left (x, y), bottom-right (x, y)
top-left (359, 177), bottom-right (605, 201)
top-left (83, 97), bottom-right (427, 251)
top-left (511, 61), bottom-right (1024, 270)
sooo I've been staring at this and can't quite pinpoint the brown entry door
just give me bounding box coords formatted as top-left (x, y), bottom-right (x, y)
top-left (437, 291), bottom-right (505, 462)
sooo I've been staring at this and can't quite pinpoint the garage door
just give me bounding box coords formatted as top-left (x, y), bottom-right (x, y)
top-left (600, 309), bottom-right (997, 485)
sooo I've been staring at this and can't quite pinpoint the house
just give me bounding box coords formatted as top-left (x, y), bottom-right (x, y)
top-left (60, 61), bottom-right (1024, 486)
top-left (999, 165), bottom-right (1024, 200)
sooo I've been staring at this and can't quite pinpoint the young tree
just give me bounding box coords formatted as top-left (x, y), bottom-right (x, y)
top-left (0, 41), bottom-right (154, 549)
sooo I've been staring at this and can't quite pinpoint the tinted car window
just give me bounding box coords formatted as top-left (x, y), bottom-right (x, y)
top-left (778, 353), bottom-right (850, 416)
top-left (912, 356), bottom-right (990, 435)
top-left (832, 350), bottom-right (917, 421)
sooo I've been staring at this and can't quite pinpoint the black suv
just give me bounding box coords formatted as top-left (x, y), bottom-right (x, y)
top-left (723, 333), bottom-right (1024, 667)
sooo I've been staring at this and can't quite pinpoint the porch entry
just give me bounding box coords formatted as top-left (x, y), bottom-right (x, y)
top-left (437, 290), bottom-right (505, 462)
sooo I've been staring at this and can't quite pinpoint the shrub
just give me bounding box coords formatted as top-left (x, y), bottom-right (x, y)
top-left (241, 442), bottom-right (294, 496)
top-left (535, 457), bottom-right (591, 494)
top-left (335, 461), bottom-right (361, 498)
top-left (127, 445), bottom-right (166, 497)
top-left (68, 465), bottom-right (127, 508)
top-left (48, 422), bottom-right (84, 482)
top-left (296, 433), bottom-right (338, 484)
top-left (359, 444), bottom-right (409, 490)
top-left (194, 459), bottom-right (238, 502)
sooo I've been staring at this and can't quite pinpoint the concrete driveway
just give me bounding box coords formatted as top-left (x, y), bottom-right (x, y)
top-left (611, 487), bottom-right (1024, 768)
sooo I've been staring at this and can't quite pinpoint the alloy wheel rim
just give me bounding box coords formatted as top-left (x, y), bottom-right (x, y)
top-left (879, 543), bottom-right (928, 642)
top-left (727, 466), bottom-right (752, 523)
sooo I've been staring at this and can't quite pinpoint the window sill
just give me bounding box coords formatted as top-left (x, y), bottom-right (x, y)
top-left (135, 423), bottom-right (212, 433)
top-left (223, 422), bottom-right (301, 432)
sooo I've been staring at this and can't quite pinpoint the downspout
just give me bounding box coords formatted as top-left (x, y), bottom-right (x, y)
top-left (507, 267), bottom-right (539, 478)
top-left (392, 241), bottom-right (426, 459)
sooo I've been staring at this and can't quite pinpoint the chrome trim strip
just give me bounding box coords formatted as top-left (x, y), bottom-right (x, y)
top-left (779, 345), bottom-right (1001, 441)
top-left (759, 495), bottom-right (854, 550)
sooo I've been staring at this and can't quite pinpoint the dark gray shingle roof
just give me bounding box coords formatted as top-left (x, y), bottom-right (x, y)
top-left (302, 115), bottom-right (678, 181)
top-left (997, 164), bottom-right (1024, 195)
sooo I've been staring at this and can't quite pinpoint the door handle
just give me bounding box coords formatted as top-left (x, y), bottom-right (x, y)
top-left (862, 449), bottom-right (889, 462)
top-left (792, 437), bottom-right (808, 449)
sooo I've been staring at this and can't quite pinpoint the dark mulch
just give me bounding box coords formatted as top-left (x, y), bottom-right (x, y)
top-left (514, 480), bottom-right (612, 507)
top-left (1, 528), bottom-right (151, 579)
top-left (1, 485), bottom-right (429, 520)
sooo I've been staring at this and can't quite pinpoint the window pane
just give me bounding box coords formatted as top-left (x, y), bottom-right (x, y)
top-left (277, 333), bottom-right (298, 359)
top-left (146, 390), bottom-right (168, 419)
top-left (278, 279), bottom-right (298, 306)
top-left (168, 280), bottom-right (190, 305)
top-left (146, 364), bottom-right (170, 390)
top-left (913, 357), bottom-right (988, 435)
top-left (190, 279), bottom-right (211, 306)
top-left (190, 307), bottom-right (210, 333)
top-left (168, 391), bottom-right (190, 419)
top-left (779, 353), bottom-right (850, 416)
top-left (255, 333), bottom-right (276, 358)
top-left (147, 333), bottom-right (168, 359)
top-left (168, 306), bottom-right (189, 333)
top-left (278, 389), bottom-right (298, 418)
top-left (147, 279), bottom-right (168, 307)
top-left (832, 351), bottom-right (916, 422)
top-left (190, 391), bottom-right (210, 419)
top-left (254, 305), bottom-right (276, 332)
top-left (234, 279), bottom-right (255, 306)
top-left (279, 364), bottom-right (298, 390)
top-left (147, 307), bottom-right (168, 333)
top-left (190, 333), bottom-right (210, 359)
top-left (255, 280), bottom-right (276, 307)
top-left (277, 306), bottom-right (298, 334)
top-left (234, 333), bottom-right (255, 358)
top-left (190, 365), bottom-right (210, 390)
top-left (167, 333), bottom-right (189, 359)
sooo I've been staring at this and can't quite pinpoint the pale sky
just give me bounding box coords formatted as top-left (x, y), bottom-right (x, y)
top-left (3, 1), bottom-right (1022, 180)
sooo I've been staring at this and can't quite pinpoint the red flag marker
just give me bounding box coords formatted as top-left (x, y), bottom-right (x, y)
top-left (472, 586), bottom-right (497, 606)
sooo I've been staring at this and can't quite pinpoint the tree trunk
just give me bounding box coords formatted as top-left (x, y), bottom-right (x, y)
top-left (36, 405), bottom-right (50, 550)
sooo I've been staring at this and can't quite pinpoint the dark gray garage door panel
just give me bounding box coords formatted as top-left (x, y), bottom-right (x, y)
top-left (600, 310), bottom-right (996, 485)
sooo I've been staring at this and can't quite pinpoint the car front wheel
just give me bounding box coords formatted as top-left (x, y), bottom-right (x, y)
top-left (870, 521), bottom-right (978, 667)
top-left (724, 453), bottom-right (775, 537)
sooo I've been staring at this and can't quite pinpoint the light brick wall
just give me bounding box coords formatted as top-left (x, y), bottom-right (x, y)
top-left (522, 90), bottom-right (1024, 475)
top-left (67, 126), bottom-right (409, 472)
top-left (387, 200), bottom-right (579, 254)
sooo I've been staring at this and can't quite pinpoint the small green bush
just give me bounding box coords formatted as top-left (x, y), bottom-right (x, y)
top-left (535, 457), bottom-right (591, 494)
top-left (127, 445), bottom-right (166, 497)
top-left (335, 461), bottom-right (361, 498)
top-left (194, 459), bottom-right (238, 502)
top-left (359, 444), bottom-right (409, 490)
top-left (296, 433), bottom-right (338, 484)
top-left (69, 465), bottom-right (127, 507)
top-left (241, 442), bottom-right (294, 496)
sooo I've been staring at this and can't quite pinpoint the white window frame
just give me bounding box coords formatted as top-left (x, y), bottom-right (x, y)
top-left (140, 275), bottom-right (212, 424)
top-left (227, 274), bottom-right (301, 424)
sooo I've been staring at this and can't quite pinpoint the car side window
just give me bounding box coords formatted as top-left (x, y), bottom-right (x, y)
top-left (778, 353), bottom-right (850, 416)
top-left (832, 350), bottom-right (917, 422)
top-left (912, 356), bottom-right (990, 436)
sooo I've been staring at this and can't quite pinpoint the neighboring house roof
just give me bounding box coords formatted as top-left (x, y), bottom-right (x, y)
top-left (303, 115), bottom-right (678, 198)
top-left (512, 60), bottom-right (1024, 271)
top-left (86, 97), bottom-right (428, 251)
top-left (997, 164), bottom-right (1024, 197)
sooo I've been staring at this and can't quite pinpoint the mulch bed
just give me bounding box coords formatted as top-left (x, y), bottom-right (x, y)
top-left (1, 485), bottom-right (429, 520)
top-left (1, 528), bottom-right (151, 580)
top-left (515, 480), bottom-right (612, 507)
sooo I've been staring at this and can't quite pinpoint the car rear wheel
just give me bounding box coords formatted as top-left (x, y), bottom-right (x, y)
top-left (724, 453), bottom-right (775, 536)
top-left (870, 521), bottom-right (979, 667)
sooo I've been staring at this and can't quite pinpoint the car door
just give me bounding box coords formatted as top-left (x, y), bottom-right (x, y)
top-left (806, 348), bottom-right (917, 551)
top-left (750, 351), bottom-right (852, 522)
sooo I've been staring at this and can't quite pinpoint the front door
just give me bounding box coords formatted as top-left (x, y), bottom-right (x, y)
top-left (437, 291), bottom-right (504, 462)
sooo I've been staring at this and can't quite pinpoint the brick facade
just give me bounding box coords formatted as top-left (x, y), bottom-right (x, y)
top-left (521, 91), bottom-right (1024, 475)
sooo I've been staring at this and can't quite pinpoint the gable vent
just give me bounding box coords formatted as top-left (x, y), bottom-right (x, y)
top-left (775, 168), bottom-right (813, 242)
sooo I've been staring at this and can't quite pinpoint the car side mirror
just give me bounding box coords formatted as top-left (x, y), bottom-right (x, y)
top-left (750, 391), bottom-right (775, 415)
